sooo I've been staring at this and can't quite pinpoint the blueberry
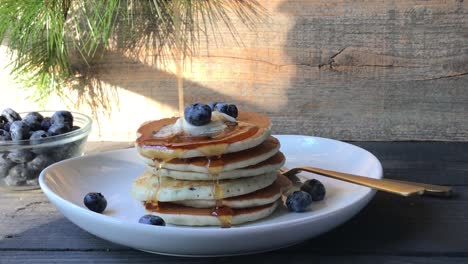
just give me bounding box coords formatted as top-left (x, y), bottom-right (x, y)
top-left (30, 130), bottom-right (48, 144)
top-left (41, 117), bottom-right (51, 131)
top-left (83, 192), bottom-right (107, 213)
top-left (1, 108), bottom-right (21, 123)
top-left (51, 111), bottom-right (73, 127)
top-left (184, 103), bottom-right (212, 126)
top-left (71, 126), bottom-right (80, 131)
top-left (51, 140), bottom-right (83, 161)
top-left (214, 103), bottom-right (238, 118)
top-left (23, 112), bottom-right (44, 131)
top-left (301, 179), bottom-right (326, 201)
top-left (8, 164), bottom-right (34, 181)
top-left (3, 122), bottom-right (12, 132)
top-left (0, 129), bottom-right (11, 141)
top-left (7, 150), bottom-right (35, 163)
top-left (4, 175), bottom-right (26, 186)
top-left (0, 153), bottom-right (15, 177)
top-left (64, 141), bottom-right (82, 156)
top-left (10, 121), bottom-right (30, 141)
top-left (26, 178), bottom-right (39, 186)
top-left (27, 154), bottom-right (53, 171)
top-left (286, 191), bottom-right (313, 212)
top-left (48, 123), bottom-right (71, 136)
top-left (207, 102), bottom-right (221, 111)
top-left (138, 215), bottom-right (166, 226)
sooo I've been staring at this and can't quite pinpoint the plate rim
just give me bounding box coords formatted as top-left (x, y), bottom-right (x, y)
top-left (39, 134), bottom-right (383, 236)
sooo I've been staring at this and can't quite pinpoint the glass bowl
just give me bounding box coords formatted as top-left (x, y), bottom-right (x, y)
top-left (0, 111), bottom-right (92, 191)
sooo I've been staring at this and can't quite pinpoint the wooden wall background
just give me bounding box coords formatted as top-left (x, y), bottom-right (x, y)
top-left (0, 0), bottom-right (467, 141)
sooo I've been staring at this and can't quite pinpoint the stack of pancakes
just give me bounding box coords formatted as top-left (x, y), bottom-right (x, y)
top-left (132, 111), bottom-right (291, 227)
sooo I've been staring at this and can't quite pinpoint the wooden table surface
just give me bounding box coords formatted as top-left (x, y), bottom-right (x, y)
top-left (1, 141), bottom-right (467, 263)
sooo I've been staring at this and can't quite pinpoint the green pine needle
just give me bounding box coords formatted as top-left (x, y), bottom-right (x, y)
top-left (0, 0), bottom-right (266, 102)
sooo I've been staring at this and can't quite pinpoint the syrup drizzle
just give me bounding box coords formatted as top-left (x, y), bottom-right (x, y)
top-left (150, 158), bottom-right (169, 208)
top-left (206, 155), bottom-right (234, 228)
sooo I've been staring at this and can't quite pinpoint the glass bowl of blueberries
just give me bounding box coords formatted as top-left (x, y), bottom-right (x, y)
top-left (0, 108), bottom-right (92, 191)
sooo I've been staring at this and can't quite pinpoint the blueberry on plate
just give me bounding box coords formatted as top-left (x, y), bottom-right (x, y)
top-left (23, 112), bottom-right (44, 131)
top-left (83, 192), bottom-right (107, 213)
top-left (138, 215), bottom-right (166, 226)
top-left (1, 108), bottom-right (21, 123)
top-left (214, 103), bottom-right (238, 118)
top-left (10, 121), bottom-right (30, 141)
top-left (300, 179), bottom-right (326, 201)
top-left (41, 117), bottom-right (52, 131)
top-left (286, 191), bottom-right (313, 212)
top-left (0, 129), bottom-right (11, 141)
top-left (184, 103), bottom-right (212, 126)
top-left (51, 111), bottom-right (73, 127)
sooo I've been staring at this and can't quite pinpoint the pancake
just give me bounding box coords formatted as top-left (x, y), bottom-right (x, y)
top-left (173, 174), bottom-right (292, 208)
top-left (144, 200), bottom-right (280, 226)
top-left (136, 111), bottom-right (272, 159)
top-left (146, 151), bottom-right (286, 180)
top-left (141, 137), bottom-right (280, 174)
top-left (131, 171), bottom-right (278, 202)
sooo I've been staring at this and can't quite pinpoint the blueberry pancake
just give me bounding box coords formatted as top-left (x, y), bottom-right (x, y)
top-left (132, 103), bottom-right (290, 227)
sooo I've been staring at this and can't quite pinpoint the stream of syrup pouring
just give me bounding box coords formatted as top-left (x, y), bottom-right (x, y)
top-left (150, 57), bottom-right (234, 228)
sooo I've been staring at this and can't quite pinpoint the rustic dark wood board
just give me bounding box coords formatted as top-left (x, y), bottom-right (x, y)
top-left (352, 141), bottom-right (468, 185)
top-left (1, 141), bottom-right (467, 262)
top-left (0, 252), bottom-right (467, 264)
top-left (2, 187), bottom-right (467, 254)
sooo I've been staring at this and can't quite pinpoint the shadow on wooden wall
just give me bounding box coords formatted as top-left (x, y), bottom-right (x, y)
top-left (66, 0), bottom-right (468, 141)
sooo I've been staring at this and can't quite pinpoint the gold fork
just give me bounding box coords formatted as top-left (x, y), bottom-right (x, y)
top-left (280, 166), bottom-right (452, 197)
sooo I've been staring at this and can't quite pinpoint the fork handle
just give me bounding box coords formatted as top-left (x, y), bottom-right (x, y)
top-left (290, 167), bottom-right (450, 197)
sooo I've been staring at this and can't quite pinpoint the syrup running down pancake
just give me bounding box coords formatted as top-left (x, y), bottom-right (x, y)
top-left (140, 137), bottom-right (281, 174)
top-left (145, 151), bottom-right (286, 181)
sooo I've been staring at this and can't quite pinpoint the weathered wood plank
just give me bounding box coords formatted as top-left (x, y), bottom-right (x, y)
top-left (85, 141), bottom-right (134, 155)
top-left (98, 0), bottom-right (468, 141)
top-left (352, 141), bottom-right (468, 185)
top-left (2, 0), bottom-right (468, 141)
top-left (291, 187), bottom-right (468, 255)
top-left (0, 252), bottom-right (467, 264)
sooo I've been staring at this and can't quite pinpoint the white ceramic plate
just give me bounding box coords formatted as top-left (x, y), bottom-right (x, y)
top-left (39, 135), bottom-right (382, 257)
